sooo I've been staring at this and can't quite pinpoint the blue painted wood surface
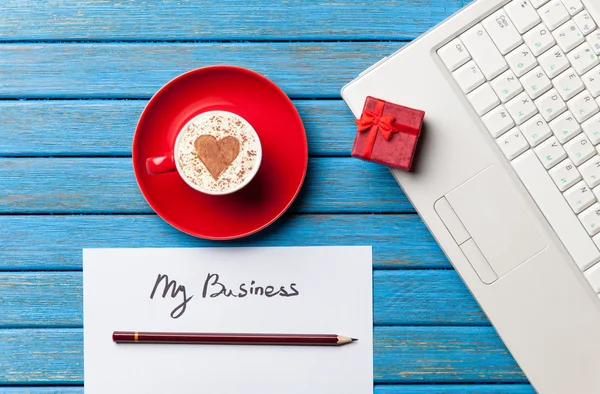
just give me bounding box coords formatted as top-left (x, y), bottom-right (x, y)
top-left (0, 215), bottom-right (447, 270)
top-left (0, 100), bottom-right (357, 156)
top-left (0, 387), bottom-right (537, 394)
top-left (0, 386), bottom-right (536, 394)
top-left (0, 327), bottom-right (526, 384)
top-left (0, 158), bottom-right (412, 213)
top-left (0, 43), bottom-right (401, 99)
top-left (0, 0), bottom-right (533, 391)
top-left (0, 271), bottom-right (487, 328)
top-left (0, 0), bottom-right (468, 41)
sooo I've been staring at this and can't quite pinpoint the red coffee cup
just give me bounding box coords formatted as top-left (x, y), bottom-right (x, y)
top-left (146, 110), bottom-right (263, 196)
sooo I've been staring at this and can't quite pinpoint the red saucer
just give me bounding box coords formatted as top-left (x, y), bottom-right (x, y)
top-left (132, 66), bottom-right (308, 240)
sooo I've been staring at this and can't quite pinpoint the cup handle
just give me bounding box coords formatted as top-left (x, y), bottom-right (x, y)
top-left (146, 155), bottom-right (176, 175)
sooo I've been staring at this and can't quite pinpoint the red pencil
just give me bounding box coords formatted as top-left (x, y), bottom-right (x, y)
top-left (112, 331), bottom-right (357, 346)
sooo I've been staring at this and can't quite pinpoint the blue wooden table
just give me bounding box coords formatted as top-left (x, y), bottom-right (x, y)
top-left (0, 1), bottom-right (537, 392)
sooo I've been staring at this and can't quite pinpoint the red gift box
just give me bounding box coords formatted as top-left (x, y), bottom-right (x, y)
top-left (352, 96), bottom-right (425, 171)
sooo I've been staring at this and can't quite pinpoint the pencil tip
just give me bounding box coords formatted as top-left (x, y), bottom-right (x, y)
top-left (351, 338), bottom-right (358, 342)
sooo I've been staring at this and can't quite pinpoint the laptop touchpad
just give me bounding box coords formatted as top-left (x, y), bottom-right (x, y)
top-left (446, 165), bottom-right (547, 279)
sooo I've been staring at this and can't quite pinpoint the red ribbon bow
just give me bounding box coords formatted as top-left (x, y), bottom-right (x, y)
top-left (355, 100), bottom-right (399, 159)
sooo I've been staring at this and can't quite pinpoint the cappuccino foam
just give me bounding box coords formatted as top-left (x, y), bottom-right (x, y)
top-left (176, 112), bottom-right (259, 193)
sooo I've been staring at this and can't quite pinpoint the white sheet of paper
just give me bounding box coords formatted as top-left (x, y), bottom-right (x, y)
top-left (83, 246), bottom-right (373, 394)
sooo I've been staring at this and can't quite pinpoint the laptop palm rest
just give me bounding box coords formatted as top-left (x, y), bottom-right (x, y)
top-left (438, 165), bottom-right (547, 283)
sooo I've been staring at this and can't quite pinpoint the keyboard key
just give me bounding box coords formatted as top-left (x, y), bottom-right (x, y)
top-left (583, 113), bottom-right (600, 143)
top-left (531, 0), bottom-right (551, 8)
top-left (569, 43), bottom-right (600, 75)
top-left (507, 44), bottom-right (539, 76)
top-left (583, 65), bottom-right (600, 96)
top-left (468, 83), bottom-right (501, 115)
top-left (579, 203), bottom-right (600, 236)
top-left (482, 105), bottom-right (516, 139)
top-left (461, 24), bottom-right (509, 80)
top-left (535, 135), bottom-right (568, 167)
top-left (497, 128), bottom-right (530, 159)
top-left (491, 70), bottom-right (524, 102)
top-left (512, 150), bottom-right (600, 270)
top-left (521, 66), bottom-right (553, 98)
top-left (553, 20), bottom-right (585, 52)
top-left (539, 46), bottom-right (571, 78)
top-left (553, 67), bottom-right (585, 100)
top-left (550, 158), bottom-right (582, 190)
top-left (482, 105), bottom-right (515, 137)
top-left (483, 9), bottom-right (524, 54)
top-left (438, 38), bottom-right (472, 71)
top-left (561, 0), bottom-right (584, 16)
top-left (453, 61), bottom-right (486, 93)
top-left (550, 110), bottom-right (582, 142)
top-left (588, 30), bottom-right (600, 54)
top-left (564, 180), bottom-right (596, 213)
top-left (565, 132), bottom-right (595, 164)
top-left (568, 89), bottom-right (600, 121)
top-left (583, 0), bottom-right (600, 27)
top-left (507, 91), bottom-right (539, 123)
top-left (539, 0), bottom-right (571, 30)
top-left (584, 261), bottom-right (600, 292)
top-left (574, 10), bottom-right (597, 35)
top-left (521, 114), bottom-right (554, 145)
top-left (579, 155), bottom-right (600, 186)
top-left (524, 23), bottom-right (557, 56)
top-left (505, 0), bottom-right (542, 33)
top-left (594, 232), bottom-right (600, 249)
top-left (536, 88), bottom-right (568, 121)
top-left (593, 183), bottom-right (600, 199)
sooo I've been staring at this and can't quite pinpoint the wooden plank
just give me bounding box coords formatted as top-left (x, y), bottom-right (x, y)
top-left (375, 386), bottom-right (534, 394)
top-left (0, 215), bottom-right (448, 270)
top-left (0, 390), bottom-right (83, 394)
top-left (0, 0), bottom-right (467, 41)
top-left (0, 385), bottom-right (536, 393)
top-left (0, 271), bottom-right (486, 328)
top-left (0, 327), bottom-right (524, 384)
top-left (0, 329), bottom-right (83, 384)
top-left (0, 158), bottom-right (412, 214)
top-left (0, 43), bottom-right (400, 98)
top-left (374, 326), bottom-right (524, 383)
top-left (0, 273), bottom-right (82, 328)
top-left (374, 270), bottom-right (486, 326)
top-left (0, 100), bottom-right (356, 157)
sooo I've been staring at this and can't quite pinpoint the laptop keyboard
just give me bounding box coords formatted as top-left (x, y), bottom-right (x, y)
top-left (437, 0), bottom-right (600, 292)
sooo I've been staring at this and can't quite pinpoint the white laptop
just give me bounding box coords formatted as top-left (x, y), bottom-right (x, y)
top-left (342, 1), bottom-right (600, 393)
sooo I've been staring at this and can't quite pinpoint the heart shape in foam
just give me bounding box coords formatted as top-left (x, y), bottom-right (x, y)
top-left (194, 135), bottom-right (241, 180)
